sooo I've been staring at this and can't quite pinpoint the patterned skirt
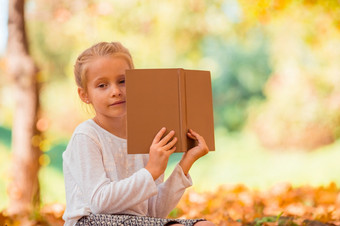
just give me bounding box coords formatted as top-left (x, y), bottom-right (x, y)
top-left (76, 214), bottom-right (205, 226)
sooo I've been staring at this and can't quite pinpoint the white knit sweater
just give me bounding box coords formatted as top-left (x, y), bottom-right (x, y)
top-left (62, 119), bottom-right (192, 226)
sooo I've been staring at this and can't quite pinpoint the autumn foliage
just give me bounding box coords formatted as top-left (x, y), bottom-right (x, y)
top-left (171, 183), bottom-right (340, 225)
top-left (1, 183), bottom-right (340, 225)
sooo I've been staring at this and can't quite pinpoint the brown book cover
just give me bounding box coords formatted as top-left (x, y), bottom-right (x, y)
top-left (126, 68), bottom-right (215, 154)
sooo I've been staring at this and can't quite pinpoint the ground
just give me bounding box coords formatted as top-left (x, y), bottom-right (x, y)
top-left (1, 183), bottom-right (340, 225)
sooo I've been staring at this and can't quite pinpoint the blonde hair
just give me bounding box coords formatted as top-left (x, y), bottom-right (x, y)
top-left (74, 42), bottom-right (134, 92)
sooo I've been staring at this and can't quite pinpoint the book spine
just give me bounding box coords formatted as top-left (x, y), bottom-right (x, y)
top-left (178, 69), bottom-right (188, 152)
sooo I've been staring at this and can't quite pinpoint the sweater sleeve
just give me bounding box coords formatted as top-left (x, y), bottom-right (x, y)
top-left (147, 164), bottom-right (192, 218)
top-left (63, 133), bottom-right (158, 214)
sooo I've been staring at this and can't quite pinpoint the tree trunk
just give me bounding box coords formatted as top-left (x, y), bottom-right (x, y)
top-left (6, 0), bottom-right (41, 221)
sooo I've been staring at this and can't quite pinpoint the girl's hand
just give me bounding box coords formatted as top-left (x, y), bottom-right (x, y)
top-left (145, 127), bottom-right (177, 180)
top-left (186, 129), bottom-right (209, 160)
top-left (179, 129), bottom-right (209, 175)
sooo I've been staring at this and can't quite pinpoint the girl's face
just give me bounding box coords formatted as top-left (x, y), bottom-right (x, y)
top-left (80, 56), bottom-right (130, 120)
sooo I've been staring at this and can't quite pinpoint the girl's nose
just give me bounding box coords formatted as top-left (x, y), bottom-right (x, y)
top-left (111, 85), bottom-right (122, 97)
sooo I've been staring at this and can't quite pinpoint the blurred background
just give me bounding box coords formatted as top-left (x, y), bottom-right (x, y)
top-left (1, 0), bottom-right (340, 218)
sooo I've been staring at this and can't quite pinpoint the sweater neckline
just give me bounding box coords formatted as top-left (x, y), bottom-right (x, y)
top-left (89, 119), bottom-right (127, 143)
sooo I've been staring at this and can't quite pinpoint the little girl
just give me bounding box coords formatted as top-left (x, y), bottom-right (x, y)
top-left (62, 42), bottom-right (214, 226)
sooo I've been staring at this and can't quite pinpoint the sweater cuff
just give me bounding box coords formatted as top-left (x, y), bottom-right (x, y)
top-left (140, 168), bottom-right (158, 194)
top-left (175, 164), bottom-right (193, 188)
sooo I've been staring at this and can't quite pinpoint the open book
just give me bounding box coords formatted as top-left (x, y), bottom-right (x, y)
top-left (126, 68), bottom-right (215, 154)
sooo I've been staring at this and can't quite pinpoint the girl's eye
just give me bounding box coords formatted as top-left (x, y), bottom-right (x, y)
top-left (119, 79), bottom-right (125, 84)
top-left (98, 83), bottom-right (107, 88)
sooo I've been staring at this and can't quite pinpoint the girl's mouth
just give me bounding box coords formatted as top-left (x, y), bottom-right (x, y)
top-left (110, 100), bottom-right (126, 106)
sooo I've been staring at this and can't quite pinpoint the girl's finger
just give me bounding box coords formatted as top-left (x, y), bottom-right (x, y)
top-left (164, 137), bottom-right (177, 150)
top-left (187, 129), bottom-right (200, 139)
top-left (152, 127), bottom-right (166, 144)
top-left (158, 130), bottom-right (175, 146)
top-left (196, 134), bottom-right (206, 145)
top-left (187, 132), bottom-right (196, 140)
top-left (188, 129), bottom-right (200, 137)
top-left (188, 129), bottom-right (206, 145)
top-left (168, 146), bottom-right (177, 155)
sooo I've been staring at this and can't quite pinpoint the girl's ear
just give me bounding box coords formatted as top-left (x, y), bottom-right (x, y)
top-left (78, 87), bottom-right (90, 104)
